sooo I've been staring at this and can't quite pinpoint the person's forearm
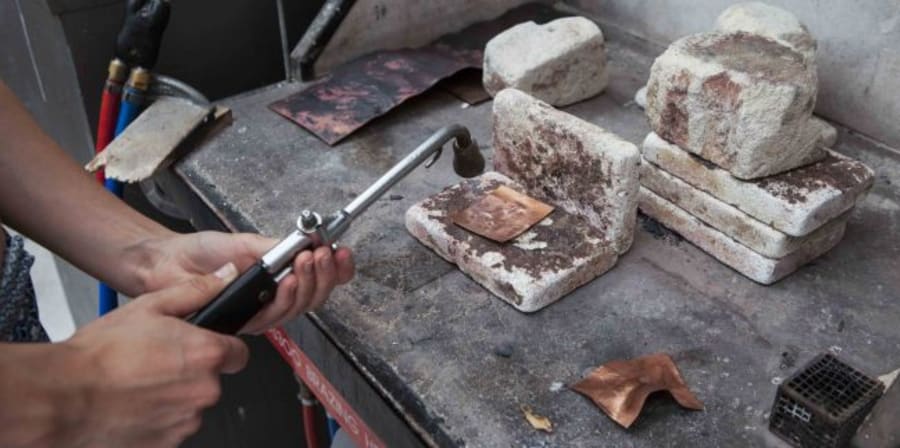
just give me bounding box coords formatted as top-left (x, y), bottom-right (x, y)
top-left (0, 342), bottom-right (84, 447)
top-left (0, 81), bottom-right (174, 295)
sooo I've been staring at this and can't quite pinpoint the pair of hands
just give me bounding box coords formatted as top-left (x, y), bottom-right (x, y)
top-left (59, 231), bottom-right (353, 447)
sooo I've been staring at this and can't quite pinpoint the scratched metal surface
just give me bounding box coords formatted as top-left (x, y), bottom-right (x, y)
top-left (175, 23), bottom-right (900, 447)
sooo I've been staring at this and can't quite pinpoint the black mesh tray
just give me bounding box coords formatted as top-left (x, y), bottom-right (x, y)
top-left (769, 353), bottom-right (884, 447)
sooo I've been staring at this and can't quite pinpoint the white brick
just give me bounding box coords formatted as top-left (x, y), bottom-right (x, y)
top-left (639, 187), bottom-right (847, 285)
top-left (641, 132), bottom-right (873, 236)
top-left (634, 85), bottom-right (837, 148)
top-left (646, 31), bottom-right (822, 179)
top-left (493, 88), bottom-right (641, 253)
top-left (715, 2), bottom-right (816, 62)
top-left (483, 17), bottom-right (608, 106)
top-left (406, 172), bottom-right (617, 312)
top-left (641, 161), bottom-right (850, 258)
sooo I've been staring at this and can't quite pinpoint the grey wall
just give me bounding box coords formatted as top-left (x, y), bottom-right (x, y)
top-left (569, 0), bottom-right (900, 150)
top-left (2, 0), bottom-right (101, 327)
top-left (1, 0), bottom-right (96, 163)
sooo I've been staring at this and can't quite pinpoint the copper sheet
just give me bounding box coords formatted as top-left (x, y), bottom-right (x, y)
top-left (571, 353), bottom-right (704, 428)
top-left (269, 45), bottom-right (480, 145)
top-left (269, 3), bottom-right (566, 146)
top-left (452, 186), bottom-right (554, 243)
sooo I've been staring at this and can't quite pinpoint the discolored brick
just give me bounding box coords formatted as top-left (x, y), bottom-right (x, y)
top-left (493, 88), bottom-right (641, 253)
top-left (406, 172), bottom-right (618, 312)
top-left (641, 132), bottom-right (874, 236)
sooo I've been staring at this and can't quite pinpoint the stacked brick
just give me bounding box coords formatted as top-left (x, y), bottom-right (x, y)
top-left (637, 3), bottom-right (874, 284)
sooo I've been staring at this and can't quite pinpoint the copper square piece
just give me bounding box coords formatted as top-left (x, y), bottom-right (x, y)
top-left (452, 186), bottom-right (554, 243)
top-left (571, 353), bottom-right (704, 428)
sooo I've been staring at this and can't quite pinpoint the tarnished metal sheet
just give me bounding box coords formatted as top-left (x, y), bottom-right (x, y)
top-left (452, 185), bottom-right (554, 243)
top-left (270, 45), bottom-right (481, 145)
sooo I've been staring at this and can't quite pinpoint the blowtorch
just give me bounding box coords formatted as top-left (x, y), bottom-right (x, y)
top-left (189, 125), bottom-right (485, 334)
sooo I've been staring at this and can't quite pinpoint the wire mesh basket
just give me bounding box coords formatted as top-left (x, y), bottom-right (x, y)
top-left (769, 353), bottom-right (884, 447)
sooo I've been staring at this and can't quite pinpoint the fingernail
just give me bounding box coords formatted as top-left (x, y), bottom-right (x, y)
top-left (319, 252), bottom-right (331, 266)
top-left (214, 263), bottom-right (237, 281)
top-left (303, 261), bottom-right (314, 274)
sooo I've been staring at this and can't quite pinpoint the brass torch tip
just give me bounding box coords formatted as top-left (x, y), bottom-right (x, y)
top-left (127, 67), bottom-right (152, 91)
top-left (108, 59), bottom-right (129, 83)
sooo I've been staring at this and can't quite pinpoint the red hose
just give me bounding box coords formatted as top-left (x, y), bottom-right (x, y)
top-left (95, 88), bottom-right (120, 183)
top-left (95, 60), bottom-right (127, 184)
top-left (302, 404), bottom-right (320, 448)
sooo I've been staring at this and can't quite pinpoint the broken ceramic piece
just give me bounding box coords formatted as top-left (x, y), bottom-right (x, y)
top-left (572, 353), bottom-right (704, 428)
top-left (406, 172), bottom-right (617, 312)
top-left (483, 17), bottom-right (608, 106)
top-left (451, 186), bottom-right (554, 243)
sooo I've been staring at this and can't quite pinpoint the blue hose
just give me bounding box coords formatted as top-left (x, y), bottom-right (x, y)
top-left (98, 81), bottom-right (146, 316)
top-left (326, 414), bottom-right (340, 441)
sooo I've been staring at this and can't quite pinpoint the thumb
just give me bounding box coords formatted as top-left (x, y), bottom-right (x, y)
top-left (236, 233), bottom-right (278, 257)
top-left (144, 263), bottom-right (238, 317)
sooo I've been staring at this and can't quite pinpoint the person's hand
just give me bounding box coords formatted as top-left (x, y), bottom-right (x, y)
top-left (59, 264), bottom-right (247, 448)
top-left (132, 231), bottom-right (354, 334)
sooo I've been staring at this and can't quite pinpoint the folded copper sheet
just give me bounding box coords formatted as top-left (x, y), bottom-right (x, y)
top-left (571, 353), bottom-right (704, 428)
top-left (452, 186), bottom-right (554, 243)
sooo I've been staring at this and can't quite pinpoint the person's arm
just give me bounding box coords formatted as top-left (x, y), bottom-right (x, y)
top-left (0, 265), bottom-right (249, 448)
top-left (0, 81), bottom-right (171, 295)
top-left (0, 80), bottom-right (353, 332)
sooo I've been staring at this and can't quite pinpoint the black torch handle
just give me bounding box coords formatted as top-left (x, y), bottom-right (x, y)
top-left (188, 261), bottom-right (278, 334)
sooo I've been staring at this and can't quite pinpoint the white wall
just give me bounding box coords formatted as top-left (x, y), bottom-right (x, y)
top-left (569, 0), bottom-right (900, 149)
top-left (311, 0), bottom-right (536, 75)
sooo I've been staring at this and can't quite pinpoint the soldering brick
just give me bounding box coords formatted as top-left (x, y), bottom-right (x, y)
top-left (641, 132), bottom-right (873, 236)
top-left (634, 86), bottom-right (837, 148)
top-left (483, 17), bottom-right (608, 106)
top-left (641, 161), bottom-right (850, 258)
top-left (646, 31), bottom-right (824, 179)
top-left (639, 187), bottom-right (847, 285)
top-left (714, 2), bottom-right (817, 63)
top-left (406, 172), bottom-right (617, 313)
top-left (493, 88), bottom-right (641, 253)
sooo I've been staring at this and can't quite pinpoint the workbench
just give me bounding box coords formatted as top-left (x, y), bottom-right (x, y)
top-left (167, 23), bottom-right (900, 447)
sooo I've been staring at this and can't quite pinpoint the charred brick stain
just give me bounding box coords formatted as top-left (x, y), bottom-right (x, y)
top-left (754, 153), bottom-right (873, 204)
top-left (699, 72), bottom-right (743, 164)
top-left (702, 72), bottom-right (742, 111)
top-left (493, 107), bottom-right (613, 232)
top-left (657, 70), bottom-right (691, 148)
top-left (494, 281), bottom-right (523, 305)
top-left (419, 177), bottom-right (611, 283)
top-left (690, 32), bottom-right (807, 84)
